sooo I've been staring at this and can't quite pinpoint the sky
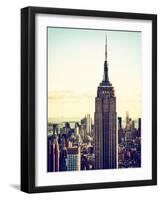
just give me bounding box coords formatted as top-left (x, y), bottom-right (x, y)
top-left (48, 27), bottom-right (142, 123)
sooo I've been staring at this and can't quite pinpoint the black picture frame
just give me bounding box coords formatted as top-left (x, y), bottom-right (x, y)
top-left (21, 6), bottom-right (157, 193)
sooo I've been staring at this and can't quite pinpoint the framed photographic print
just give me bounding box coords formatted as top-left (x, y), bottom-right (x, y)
top-left (21, 6), bottom-right (157, 193)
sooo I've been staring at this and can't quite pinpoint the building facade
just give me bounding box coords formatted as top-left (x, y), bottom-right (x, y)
top-left (94, 36), bottom-right (117, 169)
top-left (67, 147), bottom-right (81, 171)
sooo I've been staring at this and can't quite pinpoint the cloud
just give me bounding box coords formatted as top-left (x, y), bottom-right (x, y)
top-left (48, 90), bottom-right (95, 103)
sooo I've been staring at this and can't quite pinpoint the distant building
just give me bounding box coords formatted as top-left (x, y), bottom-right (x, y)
top-left (47, 135), bottom-right (54, 172)
top-left (67, 147), bottom-right (81, 171)
top-left (47, 125), bottom-right (60, 172)
top-left (52, 125), bottom-right (60, 172)
top-left (126, 112), bottom-right (129, 128)
top-left (118, 117), bottom-right (122, 130)
top-left (81, 155), bottom-right (89, 170)
top-left (86, 114), bottom-right (91, 136)
top-left (118, 129), bottom-right (124, 144)
top-left (138, 118), bottom-right (141, 137)
top-left (53, 138), bottom-right (59, 171)
top-left (59, 148), bottom-right (67, 171)
top-left (132, 120), bottom-right (135, 129)
top-left (59, 134), bottom-right (68, 171)
top-left (80, 114), bottom-right (92, 139)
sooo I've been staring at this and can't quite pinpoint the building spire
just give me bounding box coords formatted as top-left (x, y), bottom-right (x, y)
top-left (100, 35), bottom-right (111, 86)
top-left (105, 34), bottom-right (107, 61)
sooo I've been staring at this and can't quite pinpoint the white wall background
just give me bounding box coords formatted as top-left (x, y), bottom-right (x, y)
top-left (0, 0), bottom-right (159, 199)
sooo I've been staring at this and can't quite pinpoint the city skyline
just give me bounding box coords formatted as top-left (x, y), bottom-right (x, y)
top-left (47, 112), bottom-right (141, 172)
top-left (48, 27), bottom-right (142, 122)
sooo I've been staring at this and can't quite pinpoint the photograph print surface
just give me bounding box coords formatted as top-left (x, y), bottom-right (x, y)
top-left (47, 27), bottom-right (142, 172)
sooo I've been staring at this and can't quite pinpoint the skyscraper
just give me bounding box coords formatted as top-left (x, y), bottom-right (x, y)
top-left (86, 114), bottom-right (91, 136)
top-left (94, 36), bottom-right (117, 169)
top-left (47, 135), bottom-right (54, 172)
top-left (67, 147), bottom-right (81, 171)
top-left (138, 118), bottom-right (141, 137)
top-left (118, 117), bottom-right (122, 130)
top-left (53, 128), bottom-right (60, 172)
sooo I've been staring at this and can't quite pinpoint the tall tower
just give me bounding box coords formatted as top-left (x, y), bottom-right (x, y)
top-left (94, 36), bottom-right (117, 169)
top-left (53, 128), bottom-right (60, 172)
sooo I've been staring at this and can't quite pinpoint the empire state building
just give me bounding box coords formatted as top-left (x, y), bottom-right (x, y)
top-left (94, 36), bottom-right (117, 169)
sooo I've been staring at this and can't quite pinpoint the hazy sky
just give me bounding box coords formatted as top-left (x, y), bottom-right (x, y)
top-left (48, 27), bottom-right (142, 123)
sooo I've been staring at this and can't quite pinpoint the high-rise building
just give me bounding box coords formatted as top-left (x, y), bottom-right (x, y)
top-left (47, 124), bottom-right (60, 172)
top-left (132, 120), bottom-right (135, 129)
top-left (59, 148), bottom-right (67, 171)
top-left (80, 114), bottom-right (92, 138)
top-left (53, 127), bottom-right (60, 172)
top-left (118, 117), bottom-right (122, 130)
top-left (59, 134), bottom-right (68, 171)
top-left (118, 117), bottom-right (124, 144)
top-left (94, 36), bottom-right (117, 169)
top-left (126, 112), bottom-right (129, 127)
top-left (138, 118), bottom-right (141, 137)
top-left (67, 147), bottom-right (81, 171)
top-left (86, 114), bottom-right (91, 136)
top-left (47, 135), bottom-right (53, 172)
